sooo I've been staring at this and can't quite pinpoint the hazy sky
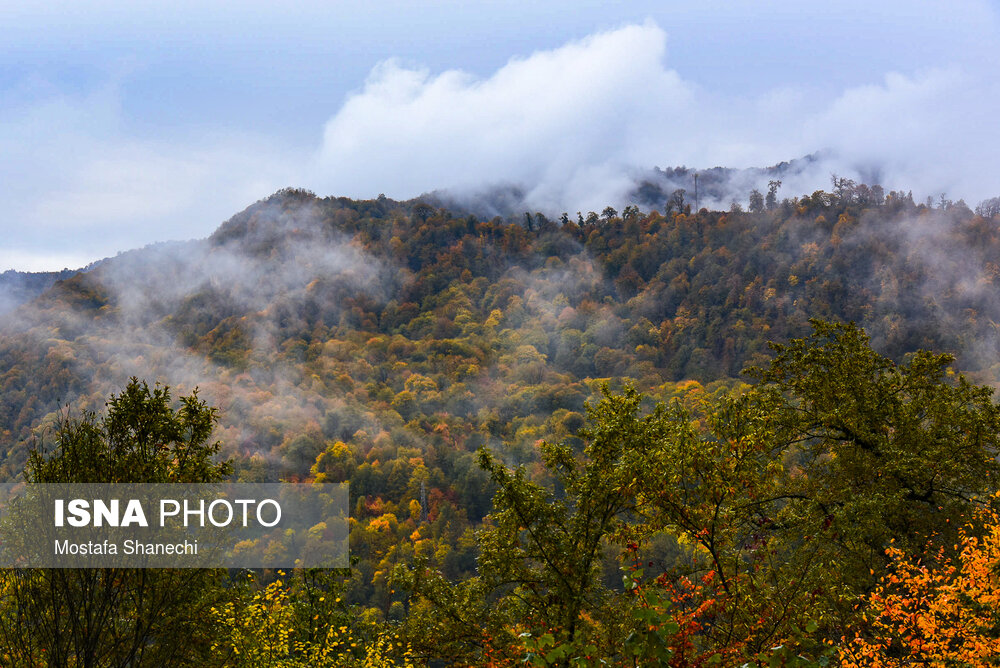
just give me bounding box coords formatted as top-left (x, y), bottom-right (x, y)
top-left (2, 1), bottom-right (999, 270)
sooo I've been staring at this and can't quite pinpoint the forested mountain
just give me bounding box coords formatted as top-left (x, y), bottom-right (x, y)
top-left (2, 183), bottom-right (1000, 663)
top-left (3, 183), bottom-right (996, 464)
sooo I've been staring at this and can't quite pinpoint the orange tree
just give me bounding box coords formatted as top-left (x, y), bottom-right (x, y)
top-left (841, 497), bottom-right (1000, 666)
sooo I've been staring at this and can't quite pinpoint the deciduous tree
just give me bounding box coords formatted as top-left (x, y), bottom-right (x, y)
top-left (0, 378), bottom-right (233, 666)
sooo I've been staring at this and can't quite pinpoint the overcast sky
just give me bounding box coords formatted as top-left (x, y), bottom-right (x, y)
top-left (2, 1), bottom-right (999, 270)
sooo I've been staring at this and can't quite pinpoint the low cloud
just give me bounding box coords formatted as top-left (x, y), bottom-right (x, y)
top-left (803, 68), bottom-right (1000, 202)
top-left (7, 197), bottom-right (394, 461)
top-left (316, 21), bottom-right (693, 213)
top-left (315, 20), bottom-right (1000, 213)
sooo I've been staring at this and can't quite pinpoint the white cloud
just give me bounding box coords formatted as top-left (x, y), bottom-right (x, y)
top-left (315, 19), bottom-right (1000, 213)
top-left (4, 7), bottom-right (1000, 271)
top-left (803, 68), bottom-right (1000, 201)
top-left (315, 21), bottom-right (696, 212)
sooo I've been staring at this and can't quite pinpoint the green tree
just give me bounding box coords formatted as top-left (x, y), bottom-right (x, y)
top-left (627, 320), bottom-right (1000, 650)
top-left (747, 320), bottom-right (1000, 611)
top-left (396, 387), bottom-right (658, 664)
top-left (0, 378), bottom-right (233, 666)
top-left (766, 179), bottom-right (781, 210)
top-left (397, 321), bottom-right (1000, 663)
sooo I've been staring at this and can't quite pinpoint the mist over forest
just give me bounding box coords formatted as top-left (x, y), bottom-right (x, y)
top-left (7, 1), bottom-right (1000, 662)
top-left (3, 175), bottom-right (1000, 664)
top-left (4, 179), bottom-right (998, 464)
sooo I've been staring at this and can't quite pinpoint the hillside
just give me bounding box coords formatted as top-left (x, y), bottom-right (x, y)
top-left (3, 184), bottom-right (999, 473)
top-left (2, 183), bottom-right (1000, 658)
top-left (3, 184), bottom-right (997, 442)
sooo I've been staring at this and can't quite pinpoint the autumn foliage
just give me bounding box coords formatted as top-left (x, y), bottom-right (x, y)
top-left (1, 186), bottom-right (1000, 664)
top-left (842, 497), bottom-right (1000, 667)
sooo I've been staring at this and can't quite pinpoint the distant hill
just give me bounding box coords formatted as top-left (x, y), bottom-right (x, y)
top-left (628, 153), bottom-right (827, 210)
top-left (0, 268), bottom-right (79, 315)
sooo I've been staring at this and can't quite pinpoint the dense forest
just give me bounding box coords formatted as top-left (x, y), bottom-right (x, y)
top-left (2, 182), bottom-right (1000, 664)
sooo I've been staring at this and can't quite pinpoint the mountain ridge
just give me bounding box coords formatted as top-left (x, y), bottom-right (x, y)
top-left (1, 183), bottom-right (998, 622)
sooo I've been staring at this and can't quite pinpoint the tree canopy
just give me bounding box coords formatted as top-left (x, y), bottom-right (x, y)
top-left (0, 378), bottom-right (232, 666)
top-left (0, 184), bottom-right (999, 663)
top-left (395, 321), bottom-right (1000, 664)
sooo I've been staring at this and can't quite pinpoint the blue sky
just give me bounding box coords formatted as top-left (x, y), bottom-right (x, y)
top-left (3, 1), bottom-right (999, 270)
